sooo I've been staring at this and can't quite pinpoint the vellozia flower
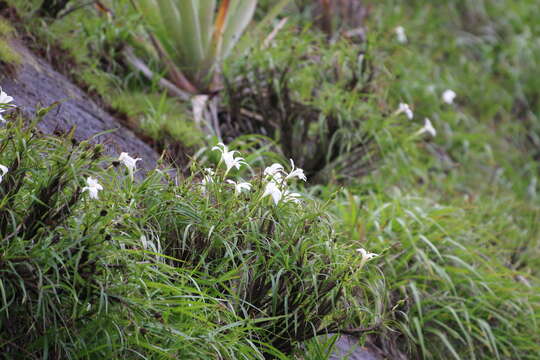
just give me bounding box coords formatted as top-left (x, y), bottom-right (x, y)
top-left (283, 190), bottom-right (302, 204)
top-left (212, 142), bottom-right (246, 176)
top-left (285, 159), bottom-right (307, 182)
top-left (442, 89), bottom-right (456, 104)
top-left (119, 152), bottom-right (141, 180)
top-left (395, 103), bottom-right (413, 120)
top-left (0, 88), bottom-right (15, 123)
top-left (0, 164), bottom-right (8, 183)
top-left (417, 118), bottom-right (437, 137)
top-left (262, 181), bottom-right (282, 205)
top-left (82, 176), bottom-right (103, 200)
top-left (226, 179), bottom-right (252, 195)
top-left (201, 168), bottom-right (214, 185)
top-left (357, 247), bottom-right (378, 269)
top-left (263, 163), bottom-right (285, 181)
top-left (395, 26), bottom-right (407, 43)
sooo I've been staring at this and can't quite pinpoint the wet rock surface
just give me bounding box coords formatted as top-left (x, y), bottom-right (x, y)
top-left (0, 39), bottom-right (159, 170)
top-left (323, 335), bottom-right (383, 360)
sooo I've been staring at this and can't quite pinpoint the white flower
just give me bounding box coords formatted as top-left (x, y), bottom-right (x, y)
top-left (226, 179), bottom-right (252, 195)
top-left (82, 176), bottom-right (103, 200)
top-left (417, 118), bottom-right (437, 137)
top-left (395, 103), bottom-right (413, 120)
top-left (285, 159), bottom-right (307, 182)
top-left (283, 190), bottom-right (302, 204)
top-left (263, 163), bottom-right (285, 181)
top-left (395, 26), bottom-right (407, 43)
top-left (0, 89), bottom-right (13, 105)
top-left (118, 152), bottom-right (141, 179)
top-left (442, 89), bottom-right (456, 104)
top-left (262, 181), bottom-right (282, 205)
top-left (212, 143), bottom-right (246, 175)
top-left (200, 168), bottom-right (215, 193)
top-left (357, 247), bottom-right (378, 268)
top-left (0, 88), bottom-right (15, 123)
top-left (0, 164), bottom-right (8, 183)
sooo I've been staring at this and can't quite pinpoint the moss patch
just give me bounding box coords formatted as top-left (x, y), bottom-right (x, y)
top-left (112, 92), bottom-right (204, 148)
top-left (0, 18), bottom-right (21, 65)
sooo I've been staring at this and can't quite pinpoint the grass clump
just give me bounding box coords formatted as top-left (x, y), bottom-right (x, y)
top-left (0, 110), bottom-right (369, 358)
top-left (0, 113), bottom-right (268, 358)
top-left (334, 191), bottom-right (540, 359)
top-left (222, 26), bottom-right (394, 184)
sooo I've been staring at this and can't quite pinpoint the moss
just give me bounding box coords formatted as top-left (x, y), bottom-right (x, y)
top-left (112, 92), bottom-right (204, 148)
top-left (0, 18), bottom-right (15, 37)
top-left (0, 39), bottom-right (22, 65)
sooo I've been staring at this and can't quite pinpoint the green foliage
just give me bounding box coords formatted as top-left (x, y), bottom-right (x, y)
top-left (112, 92), bottom-right (204, 148)
top-left (133, 0), bottom-right (258, 92)
top-left (0, 113), bottom-right (271, 358)
top-left (0, 111), bottom-right (365, 358)
top-left (333, 191), bottom-right (540, 359)
top-left (223, 26), bottom-right (402, 183)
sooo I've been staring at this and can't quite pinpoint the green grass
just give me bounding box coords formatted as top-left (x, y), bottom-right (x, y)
top-left (2, 0), bottom-right (540, 358)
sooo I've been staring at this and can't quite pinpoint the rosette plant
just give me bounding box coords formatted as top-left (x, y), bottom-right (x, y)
top-left (134, 0), bottom-right (259, 93)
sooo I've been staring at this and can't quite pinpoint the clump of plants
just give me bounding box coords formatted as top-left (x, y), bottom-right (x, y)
top-left (122, 141), bottom-right (378, 354)
top-left (334, 191), bottom-right (540, 359)
top-left (221, 27), bottom-right (385, 183)
top-left (0, 98), bottom-right (378, 357)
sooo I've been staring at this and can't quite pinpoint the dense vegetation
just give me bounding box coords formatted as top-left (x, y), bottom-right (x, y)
top-left (1, 0), bottom-right (539, 359)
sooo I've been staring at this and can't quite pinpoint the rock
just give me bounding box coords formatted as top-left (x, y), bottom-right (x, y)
top-left (328, 335), bottom-right (383, 360)
top-left (0, 39), bottom-right (159, 171)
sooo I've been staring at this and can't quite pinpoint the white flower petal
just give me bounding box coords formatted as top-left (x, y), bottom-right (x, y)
top-left (285, 159), bottom-right (307, 182)
top-left (82, 177), bottom-right (103, 200)
top-left (396, 103), bottom-right (413, 120)
top-left (262, 181), bottom-right (282, 205)
top-left (442, 89), bottom-right (456, 104)
top-left (395, 26), bottom-right (407, 43)
top-left (0, 165), bottom-right (8, 177)
top-left (119, 152), bottom-right (142, 176)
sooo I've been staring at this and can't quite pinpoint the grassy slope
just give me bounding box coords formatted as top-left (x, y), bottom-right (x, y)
top-left (1, 0), bottom-right (539, 359)
top-left (335, 0), bottom-right (540, 358)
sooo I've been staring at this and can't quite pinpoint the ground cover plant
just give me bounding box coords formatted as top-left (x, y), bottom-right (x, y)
top-left (1, 0), bottom-right (540, 359)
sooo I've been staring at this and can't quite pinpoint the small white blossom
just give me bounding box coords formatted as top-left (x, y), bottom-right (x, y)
top-left (395, 26), bottom-right (407, 43)
top-left (283, 190), bottom-right (302, 204)
top-left (417, 118), bottom-right (437, 137)
top-left (285, 159), bottom-right (307, 182)
top-left (0, 88), bottom-right (15, 123)
top-left (357, 247), bottom-right (378, 268)
top-left (263, 163), bottom-right (284, 181)
top-left (395, 103), bottom-right (414, 120)
top-left (0, 164), bottom-right (8, 183)
top-left (212, 143), bottom-right (246, 175)
top-left (262, 181), bottom-right (282, 205)
top-left (442, 89), bottom-right (456, 104)
top-left (82, 177), bottom-right (103, 200)
top-left (226, 179), bottom-right (252, 195)
top-left (119, 152), bottom-right (141, 179)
